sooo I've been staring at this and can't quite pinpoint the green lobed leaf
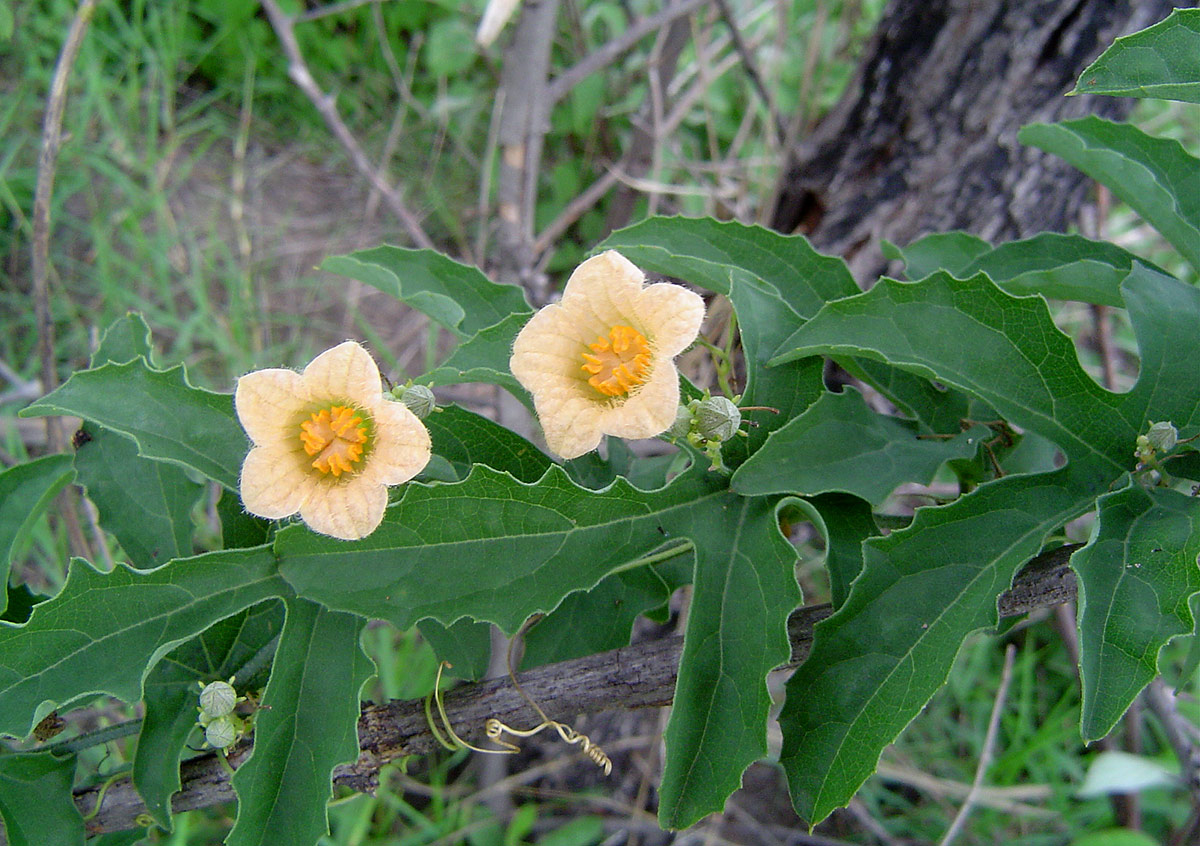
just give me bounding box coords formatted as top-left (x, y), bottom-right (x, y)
top-left (277, 464), bottom-right (724, 633)
top-left (424, 404), bottom-right (551, 483)
top-left (659, 493), bottom-right (801, 828)
top-left (277, 462), bottom-right (800, 824)
top-left (1074, 484), bottom-right (1200, 740)
top-left (781, 467), bottom-right (1101, 822)
top-left (771, 266), bottom-right (1200, 822)
top-left (959, 233), bottom-right (1165, 307)
top-left (0, 751), bottom-right (83, 846)
top-left (322, 247), bottom-right (530, 339)
top-left (1117, 265), bottom-right (1200, 434)
top-left (0, 454), bottom-right (74, 616)
top-left (883, 232), bottom-right (992, 280)
top-left (798, 494), bottom-right (879, 610)
top-left (90, 313), bottom-right (154, 366)
top-left (134, 602), bottom-right (284, 829)
top-left (732, 387), bottom-right (990, 506)
top-left (20, 360), bottom-right (246, 491)
top-left (772, 271), bottom-right (1133, 473)
top-left (73, 423), bottom-right (204, 569)
top-left (228, 599), bottom-right (372, 846)
top-left (1072, 8), bottom-right (1200, 103)
top-left (601, 216), bottom-right (858, 319)
top-left (0, 547), bottom-right (288, 737)
top-left (1019, 117), bottom-right (1200, 273)
top-left (521, 567), bottom-right (672, 668)
top-left (421, 312), bottom-right (530, 400)
top-left (417, 618), bottom-right (492, 681)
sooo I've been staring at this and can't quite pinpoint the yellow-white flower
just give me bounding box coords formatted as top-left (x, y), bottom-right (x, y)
top-left (235, 341), bottom-right (431, 540)
top-left (510, 250), bottom-right (705, 459)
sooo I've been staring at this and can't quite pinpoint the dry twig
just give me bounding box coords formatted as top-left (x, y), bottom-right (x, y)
top-left (938, 643), bottom-right (1018, 846)
top-left (31, 0), bottom-right (97, 560)
top-left (260, 0), bottom-right (433, 250)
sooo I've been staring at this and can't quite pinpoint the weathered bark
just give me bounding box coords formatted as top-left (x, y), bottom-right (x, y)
top-left (769, 0), bottom-right (1173, 281)
top-left (72, 548), bottom-right (1079, 836)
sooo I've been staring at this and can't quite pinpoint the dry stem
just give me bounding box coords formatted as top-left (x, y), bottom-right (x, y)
top-left (260, 0), bottom-right (433, 250)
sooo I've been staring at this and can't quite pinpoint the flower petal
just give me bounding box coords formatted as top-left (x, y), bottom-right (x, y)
top-left (636, 282), bottom-right (705, 356)
top-left (559, 251), bottom-right (646, 338)
top-left (511, 305), bottom-right (592, 392)
top-left (240, 444), bottom-right (311, 519)
top-left (299, 478), bottom-right (388, 540)
top-left (599, 364), bottom-right (680, 440)
top-left (359, 401), bottom-right (432, 486)
top-left (235, 368), bottom-right (307, 445)
top-left (536, 391), bottom-right (606, 460)
top-left (303, 341), bottom-right (382, 405)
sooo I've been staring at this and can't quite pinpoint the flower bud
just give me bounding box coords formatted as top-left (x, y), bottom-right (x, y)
top-left (395, 384), bottom-right (437, 419)
top-left (666, 405), bottom-right (694, 440)
top-left (693, 396), bottom-right (741, 443)
top-left (198, 680), bottom-right (238, 719)
top-left (204, 715), bottom-right (239, 750)
top-left (1146, 421), bottom-right (1178, 452)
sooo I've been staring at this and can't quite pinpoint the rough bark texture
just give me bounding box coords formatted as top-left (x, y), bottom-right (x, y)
top-left (73, 552), bottom-right (1079, 836)
top-left (770, 0), bottom-right (1173, 281)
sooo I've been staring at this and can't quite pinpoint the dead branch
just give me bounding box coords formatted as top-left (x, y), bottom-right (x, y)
top-left (489, 0), bottom-right (561, 301)
top-left (260, 0), bottom-right (433, 250)
top-left (545, 0), bottom-right (711, 106)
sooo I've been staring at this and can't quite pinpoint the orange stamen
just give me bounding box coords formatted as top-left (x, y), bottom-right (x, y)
top-left (581, 325), bottom-right (651, 397)
top-left (299, 405), bottom-right (369, 476)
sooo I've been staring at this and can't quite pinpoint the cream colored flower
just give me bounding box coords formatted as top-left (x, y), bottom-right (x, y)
top-left (235, 341), bottom-right (431, 540)
top-left (510, 250), bottom-right (705, 459)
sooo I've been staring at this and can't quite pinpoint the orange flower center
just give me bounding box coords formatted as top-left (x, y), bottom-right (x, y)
top-left (581, 325), bottom-right (651, 397)
top-left (299, 405), bottom-right (369, 477)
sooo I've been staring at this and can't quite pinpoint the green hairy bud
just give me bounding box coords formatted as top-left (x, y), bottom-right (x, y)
top-left (198, 679), bottom-right (238, 719)
top-left (693, 396), bottom-right (741, 443)
top-left (395, 384), bottom-right (437, 419)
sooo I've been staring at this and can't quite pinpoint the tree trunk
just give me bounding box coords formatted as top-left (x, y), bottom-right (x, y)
top-left (769, 0), bottom-right (1173, 282)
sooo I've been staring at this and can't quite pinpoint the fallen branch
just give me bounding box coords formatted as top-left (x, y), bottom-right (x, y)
top-left (74, 545), bottom-right (1079, 835)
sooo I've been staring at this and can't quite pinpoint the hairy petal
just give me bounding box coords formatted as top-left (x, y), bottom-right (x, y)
top-left (299, 479), bottom-right (388, 541)
top-left (236, 369), bottom-right (307, 445)
top-left (303, 341), bottom-right (383, 405)
top-left (360, 401), bottom-right (433, 486)
top-left (601, 366), bottom-right (680, 440)
top-left (240, 444), bottom-right (311, 519)
top-left (638, 283), bottom-right (706, 356)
